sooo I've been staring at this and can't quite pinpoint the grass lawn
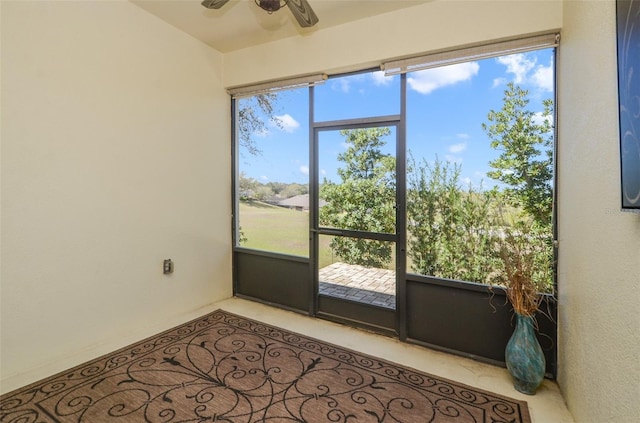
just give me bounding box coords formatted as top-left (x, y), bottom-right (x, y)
top-left (239, 200), bottom-right (308, 256)
top-left (239, 200), bottom-right (362, 268)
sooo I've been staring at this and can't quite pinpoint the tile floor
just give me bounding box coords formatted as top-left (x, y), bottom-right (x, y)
top-left (1, 297), bottom-right (574, 423)
top-left (319, 262), bottom-right (396, 308)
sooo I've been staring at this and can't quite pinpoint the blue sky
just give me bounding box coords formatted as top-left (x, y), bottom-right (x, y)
top-left (238, 48), bottom-right (554, 190)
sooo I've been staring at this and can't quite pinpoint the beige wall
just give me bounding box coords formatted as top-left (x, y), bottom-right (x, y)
top-left (224, 0), bottom-right (562, 87)
top-left (0, 0), bottom-right (231, 389)
top-left (558, 1), bottom-right (640, 422)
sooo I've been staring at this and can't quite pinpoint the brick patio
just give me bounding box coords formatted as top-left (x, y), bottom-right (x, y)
top-left (318, 262), bottom-right (396, 309)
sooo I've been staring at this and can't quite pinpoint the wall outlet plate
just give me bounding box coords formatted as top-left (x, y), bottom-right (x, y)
top-left (163, 259), bottom-right (174, 274)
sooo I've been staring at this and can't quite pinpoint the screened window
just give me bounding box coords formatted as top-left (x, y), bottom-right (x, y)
top-left (235, 87), bottom-right (310, 257)
top-left (232, 36), bottom-right (557, 293)
top-left (405, 48), bottom-right (556, 293)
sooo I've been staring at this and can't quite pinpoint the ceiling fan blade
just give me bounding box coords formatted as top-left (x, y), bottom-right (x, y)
top-left (287, 0), bottom-right (319, 28)
top-left (201, 0), bottom-right (231, 10)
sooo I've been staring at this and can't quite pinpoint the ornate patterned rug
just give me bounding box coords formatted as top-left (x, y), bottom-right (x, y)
top-left (0, 310), bottom-right (531, 422)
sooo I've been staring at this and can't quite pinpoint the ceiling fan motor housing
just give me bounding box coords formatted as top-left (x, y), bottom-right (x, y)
top-left (201, 0), bottom-right (318, 28)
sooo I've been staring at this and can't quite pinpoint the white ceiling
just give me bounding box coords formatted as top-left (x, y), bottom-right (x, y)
top-left (132, 0), bottom-right (429, 53)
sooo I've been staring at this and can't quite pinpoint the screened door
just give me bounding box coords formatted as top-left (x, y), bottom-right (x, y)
top-left (311, 120), bottom-right (403, 333)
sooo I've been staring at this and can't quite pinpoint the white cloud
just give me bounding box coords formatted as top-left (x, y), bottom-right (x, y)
top-left (495, 53), bottom-right (554, 92)
top-left (532, 62), bottom-right (554, 92)
top-left (332, 78), bottom-right (351, 93)
top-left (260, 175), bottom-right (269, 181)
top-left (492, 77), bottom-right (507, 88)
top-left (449, 142), bottom-right (467, 153)
top-left (462, 177), bottom-right (472, 186)
top-left (496, 54), bottom-right (535, 84)
top-left (320, 169), bottom-right (327, 176)
top-left (371, 71), bottom-right (394, 86)
top-left (299, 165), bottom-right (309, 176)
top-left (408, 62), bottom-right (480, 95)
top-left (271, 114), bottom-right (300, 133)
top-left (456, 133), bottom-right (470, 140)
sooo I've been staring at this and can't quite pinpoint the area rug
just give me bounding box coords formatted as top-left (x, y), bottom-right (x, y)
top-left (0, 310), bottom-right (531, 422)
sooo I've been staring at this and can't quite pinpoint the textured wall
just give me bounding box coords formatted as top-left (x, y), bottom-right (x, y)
top-left (1, 1), bottom-right (231, 389)
top-left (557, 1), bottom-right (640, 421)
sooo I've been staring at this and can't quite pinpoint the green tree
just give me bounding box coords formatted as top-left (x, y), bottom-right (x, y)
top-left (319, 128), bottom-right (396, 267)
top-left (483, 83), bottom-right (555, 293)
top-left (238, 172), bottom-right (259, 200)
top-left (267, 182), bottom-right (288, 196)
top-left (254, 185), bottom-right (275, 202)
top-left (482, 82), bottom-right (554, 227)
top-left (237, 93), bottom-right (281, 156)
top-left (280, 183), bottom-right (309, 199)
top-left (236, 94), bottom-right (281, 247)
top-left (407, 156), bottom-right (497, 282)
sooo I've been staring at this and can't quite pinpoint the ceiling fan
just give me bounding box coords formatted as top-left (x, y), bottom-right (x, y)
top-left (201, 0), bottom-right (319, 28)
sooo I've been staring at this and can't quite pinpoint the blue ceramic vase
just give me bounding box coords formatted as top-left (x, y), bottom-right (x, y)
top-left (505, 313), bottom-right (545, 395)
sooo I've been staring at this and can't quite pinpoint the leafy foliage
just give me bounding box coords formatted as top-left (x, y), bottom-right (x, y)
top-left (237, 93), bottom-right (281, 156)
top-left (481, 83), bottom-right (555, 296)
top-left (238, 172), bottom-right (308, 202)
top-left (407, 156), bottom-right (497, 283)
top-left (319, 128), bottom-right (396, 267)
top-left (482, 82), bottom-right (554, 228)
top-left (406, 154), bottom-right (554, 294)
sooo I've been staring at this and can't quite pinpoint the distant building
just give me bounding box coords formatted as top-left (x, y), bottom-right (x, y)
top-left (278, 194), bottom-right (326, 211)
